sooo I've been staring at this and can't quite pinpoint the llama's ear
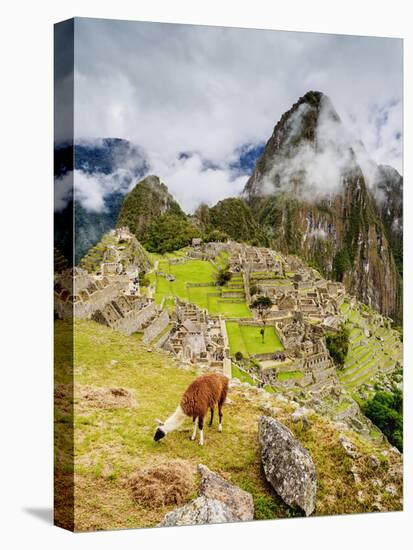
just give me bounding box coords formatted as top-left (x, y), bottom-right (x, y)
top-left (155, 418), bottom-right (164, 426)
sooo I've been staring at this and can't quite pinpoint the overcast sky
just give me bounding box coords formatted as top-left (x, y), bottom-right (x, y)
top-left (71, 18), bottom-right (402, 212)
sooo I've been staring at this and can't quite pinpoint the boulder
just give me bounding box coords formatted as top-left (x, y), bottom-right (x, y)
top-left (258, 415), bottom-right (317, 516)
top-left (198, 464), bottom-right (254, 521)
top-left (157, 496), bottom-right (234, 527)
top-left (158, 465), bottom-right (255, 527)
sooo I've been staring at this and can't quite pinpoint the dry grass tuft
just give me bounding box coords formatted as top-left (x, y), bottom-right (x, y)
top-left (126, 460), bottom-right (195, 509)
top-left (76, 385), bottom-right (137, 409)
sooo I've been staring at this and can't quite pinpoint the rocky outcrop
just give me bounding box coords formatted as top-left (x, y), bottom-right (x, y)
top-left (198, 464), bottom-right (254, 521)
top-left (158, 496), bottom-right (235, 527)
top-left (258, 415), bottom-right (317, 516)
top-left (158, 464), bottom-right (254, 526)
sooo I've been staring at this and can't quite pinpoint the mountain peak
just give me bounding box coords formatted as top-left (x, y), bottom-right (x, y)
top-left (298, 90), bottom-right (325, 106)
top-left (116, 175), bottom-right (185, 241)
top-left (244, 91), bottom-right (347, 198)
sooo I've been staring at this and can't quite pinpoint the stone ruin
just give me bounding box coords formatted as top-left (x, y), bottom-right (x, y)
top-left (242, 312), bottom-right (338, 398)
top-left (186, 241), bottom-right (229, 262)
top-left (54, 238), bottom-right (390, 396)
top-left (163, 298), bottom-right (230, 371)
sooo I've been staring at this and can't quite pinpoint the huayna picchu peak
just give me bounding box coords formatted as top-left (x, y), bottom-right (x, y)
top-left (242, 91), bottom-right (402, 322)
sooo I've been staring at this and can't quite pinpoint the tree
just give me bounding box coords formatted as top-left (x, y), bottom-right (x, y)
top-left (250, 284), bottom-right (261, 297)
top-left (251, 295), bottom-right (273, 343)
top-left (205, 229), bottom-right (229, 242)
top-left (215, 268), bottom-right (232, 286)
top-left (325, 325), bottom-right (349, 369)
top-left (332, 249), bottom-right (352, 282)
top-left (143, 213), bottom-right (201, 254)
top-left (363, 389), bottom-right (403, 451)
top-left (138, 270), bottom-right (150, 287)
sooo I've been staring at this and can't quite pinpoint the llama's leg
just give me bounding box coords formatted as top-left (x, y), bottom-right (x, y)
top-left (218, 403), bottom-right (223, 432)
top-left (209, 407), bottom-right (214, 427)
top-left (198, 416), bottom-right (204, 446)
top-left (191, 417), bottom-right (198, 441)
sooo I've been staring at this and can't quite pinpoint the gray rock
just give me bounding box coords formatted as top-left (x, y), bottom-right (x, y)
top-left (385, 483), bottom-right (398, 496)
top-left (157, 496), bottom-right (235, 527)
top-left (368, 455), bottom-right (380, 469)
top-left (198, 464), bottom-right (254, 521)
top-left (339, 434), bottom-right (360, 459)
top-left (259, 415), bottom-right (317, 516)
top-left (291, 407), bottom-right (312, 428)
top-left (372, 478), bottom-right (383, 488)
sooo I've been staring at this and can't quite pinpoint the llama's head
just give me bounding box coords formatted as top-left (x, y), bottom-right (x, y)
top-left (153, 419), bottom-right (166, 441)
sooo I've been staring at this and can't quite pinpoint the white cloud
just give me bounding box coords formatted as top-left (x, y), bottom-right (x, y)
top-left (151, 153), bottom-right (248, 211)
top-left (63, 19), bottom-right (402, 210)
top-left (55, 168), bottom-right (141, 213)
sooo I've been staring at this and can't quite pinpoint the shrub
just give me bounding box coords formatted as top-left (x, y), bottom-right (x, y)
top-left (139, 271), bottom-right (150, 287)
top-left (363, 389), bottom-right (403, 451)
top-left (250, 284), bottom-right (261, 296)
top-left (325, 325), bottom-right (349, 368)
top-left (215, 268), bottom-right (232, 286)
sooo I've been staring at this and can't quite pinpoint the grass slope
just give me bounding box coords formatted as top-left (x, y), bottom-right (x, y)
top-left (55, 320), bottom-right (402, 531)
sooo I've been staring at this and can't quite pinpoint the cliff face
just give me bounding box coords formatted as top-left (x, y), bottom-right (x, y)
top-left (244, 91), bottom-right (402, 321)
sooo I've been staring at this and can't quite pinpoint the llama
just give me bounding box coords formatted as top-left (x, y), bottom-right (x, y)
top-left (153, 373), bottom-right (229, 446)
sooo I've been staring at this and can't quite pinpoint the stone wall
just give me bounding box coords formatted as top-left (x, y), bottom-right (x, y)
top-left (143, 309), bottom-right (170, 344)
top-left (92, 300), bottom-right (157, 336)
top-left (243, 271), bottom-right (251, 304)
top-left (113, 302), bottom-right (157, 336)
top-left (155, 327), bottom-right (173, 349)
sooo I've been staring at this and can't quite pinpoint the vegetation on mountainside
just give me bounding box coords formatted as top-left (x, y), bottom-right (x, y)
top-left (117, 176), bottom-right (185, 241)
top-left (332, 249), bottom-right (352, 282)
top-left (143, 213), bottom-right (201, 254)
top-left (205, 198), bottom-right (267, 245)
top-left (325, 325), bottom-right (350, 369)
top-left (363, 389), bottom-right (403, 452)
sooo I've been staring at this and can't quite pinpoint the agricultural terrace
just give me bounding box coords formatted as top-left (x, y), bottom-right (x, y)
top-left (149, 254), bottom-right (252, 318)
top-left (338, 300), bottom-right (402, 394)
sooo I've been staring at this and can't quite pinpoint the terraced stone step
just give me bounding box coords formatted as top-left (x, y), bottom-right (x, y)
top-left (345, 348), bottom-right (376, 370)
top-left (342, 367), bottom-right (379, 388)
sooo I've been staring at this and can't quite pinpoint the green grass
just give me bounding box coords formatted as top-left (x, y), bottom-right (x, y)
top-left (277, 371), bottom-right (304, 381)
top-left (151, 256), bottom-right (252, 318)
top-left (226, 322), bottom-right (249, 357)
top-left (226, 322), bottom-right (284, 357)
top-left (231, 363), bottom-right (258, 386)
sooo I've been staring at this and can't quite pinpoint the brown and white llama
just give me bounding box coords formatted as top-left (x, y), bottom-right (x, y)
top-left (153, 373), bottom-right (229, 446)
